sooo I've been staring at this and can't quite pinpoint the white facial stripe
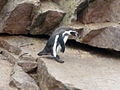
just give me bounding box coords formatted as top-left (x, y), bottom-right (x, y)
top-left (62, 30), bottom-right (77, 37)
top-left (62, 31), bottom-right (71, 37)
top-left (53, 35), bottom-right (59, 57)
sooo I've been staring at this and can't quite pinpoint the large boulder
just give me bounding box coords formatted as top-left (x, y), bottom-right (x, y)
top-left (3, 3), bottom-right (34, 34)
top-left (0, 0), bottom-right (40, 34)
top-left (29, 2), bottom-right (65, 35)
top-left (37, 48), bottom-right (120, 90)
top-left (78, 0), bottom-right (120, 23)
top-left (80, 26), bottom-right (120, 51)
top-left (9, 64), bottom-right (39, 90)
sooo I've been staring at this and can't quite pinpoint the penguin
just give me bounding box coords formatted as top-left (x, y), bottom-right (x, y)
top-left (38, 27), bottom-right (80, 63)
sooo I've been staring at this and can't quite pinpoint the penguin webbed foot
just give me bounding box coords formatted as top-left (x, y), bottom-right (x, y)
top-left (53, 56), bottom-right (64, 63)
top-left (56, 55), bottom-right (60, 59)
top-left (38, 52), bottom-right (48, 56)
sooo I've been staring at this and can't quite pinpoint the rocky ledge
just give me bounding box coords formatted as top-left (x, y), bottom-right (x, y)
top-left (0, 36), bottom-right (120, 90)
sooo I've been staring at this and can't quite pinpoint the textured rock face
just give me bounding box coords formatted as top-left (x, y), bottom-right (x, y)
top-left (0, 0), bottom-right (40, 34)
top-left (18, 55), bottom-right (37, 72)
top-left (29, 2), bottom-right (65, 35)
top-left (81, 26), bottom-right (120, 51)
top-left (37, 59), bottom-right (68, 90)
top-left (0, 36), bottom-right (120, 90)
top-left (0, 39), bottom-right (21, 55)
top-left (78, 0), bottom-right (120, 23)
top-left (10, 64), bottom-right (39, 90)
top-left (0, 60), bottom-right (17, 90)
top-left (0, 0), bottom-right (8, 12)
top-left (3, 3), bottom-right (34, 34)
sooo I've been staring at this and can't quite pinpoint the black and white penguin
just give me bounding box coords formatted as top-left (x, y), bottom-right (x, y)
top-left (38, 27), bottom-right (80, 63)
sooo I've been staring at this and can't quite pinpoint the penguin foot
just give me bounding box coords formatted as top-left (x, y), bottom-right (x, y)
top-left (37, 52), bottom-right (43, 56)
top-left (53, 57), bottom-right (64, 63)
top-left (38, 52), bottom-right (48, 56)
top-left (56, 55), bottom-right (60, 59)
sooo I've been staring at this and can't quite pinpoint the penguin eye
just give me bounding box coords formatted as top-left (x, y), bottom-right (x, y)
top-left (70, 32), bottom-right (76, 36)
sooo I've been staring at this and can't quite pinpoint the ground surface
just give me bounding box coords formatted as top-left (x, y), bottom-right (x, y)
top-left (0, 36), bottom-right (120, 90)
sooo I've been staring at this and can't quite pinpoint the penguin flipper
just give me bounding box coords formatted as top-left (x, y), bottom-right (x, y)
top-left (58, 36), bottom-right (65, 53)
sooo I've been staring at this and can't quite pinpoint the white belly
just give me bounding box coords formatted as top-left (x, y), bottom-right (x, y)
top-left (57, 45), bottom-right (61, 53)
top-left (57, 36), bottom-right (68, 53)
top-left (63, 36), bottom-right (69, 43)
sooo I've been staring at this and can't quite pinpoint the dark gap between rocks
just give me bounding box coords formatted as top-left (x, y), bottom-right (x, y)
top-left (25, 34), bottom-right (120, 59)
top-left (0, 33), bottom-right (119, 59)
top-left (67, 39), bottom-right (120, 59)
top-left (27, 67), bottom-right (37, 74)
top-left (0, 33), bottom-right (50, 39)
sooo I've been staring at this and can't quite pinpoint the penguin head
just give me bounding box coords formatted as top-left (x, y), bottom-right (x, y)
top-left (70, 30), bottom-right (80, 37)
top-left (65, 29), bottom-right (80, 38)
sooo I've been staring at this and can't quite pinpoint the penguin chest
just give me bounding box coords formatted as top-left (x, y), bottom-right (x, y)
top-left (56, 36), bottom-right (68, 53)
top-left (56, 45), bottom-right (61, 53)
top-left (63, 35), bottom-right (69, 43)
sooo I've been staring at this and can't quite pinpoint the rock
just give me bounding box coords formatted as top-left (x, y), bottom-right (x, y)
top-left (18, 54), bottom-right (37, 72)
top-left (78, 0), bottom-right (120, 23)
top-left (0, 0), bottom-right (8, 12)
top-left (37, 48), bottom-right (120, 90)
top-left (0, 49), bottom-right (17, 64)
top-left (81, 26), bottom-right (120, 51)
top-left (29, 73), bottom-right (38, 85)
top-left (37, 58), bottom-right (69, 90)
top-left (0, 39), bottom-right (21, 55)
top-left (0, 0), bottom-right (40, 34)
top-left (17, 60), bottom-right (37, 73)
top-left (69, 24), bottom-right (120, 51)
top-left (29, 2), bottom-right (65, 35)
top-left (58, 0), bottom-right (84, 25)
top-left (19, 54), bottom-right (36, 61)
top-left (1, 36), bottom-right (120, 90)
top-left (9, 64), bottom-right (39, 90)
top-left (3, 3), bottom-right (34, 34)
top-left (0, 60), bottom-right (17, 90)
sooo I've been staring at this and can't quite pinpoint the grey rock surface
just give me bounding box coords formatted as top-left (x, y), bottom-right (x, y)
top-left (1, 36), bottom-right (120, 90)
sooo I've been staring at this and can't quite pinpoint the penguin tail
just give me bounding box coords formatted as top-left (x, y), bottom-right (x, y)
top-left (37, 49), bottom-right (48, 56)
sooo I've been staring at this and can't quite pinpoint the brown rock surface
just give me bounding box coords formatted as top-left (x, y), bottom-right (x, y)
top-left (0, 39), bottom-right (21, 55)
top-left (0, 0), bottom-right (40, 34)
top-left (3, 3), bottom-right (34, 34)
top-left (17, 60), bottom-right (37, 72)
top-left (0, 49), bottom-right (18, 64)
top-left (10, 64), bottom-right (39, 90)
top-left (0, 0), bottom-right (8, 12)
top-left (29, 2), bottom-right (65, 35)
top-left (69, 24), bottom-right (120, 51)
top-left (18, 54), bottom-right (37, 72)
top-left (78, 0), bottom-right (120, 23)
top-left (81, 26), bottom-right (120, 51)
